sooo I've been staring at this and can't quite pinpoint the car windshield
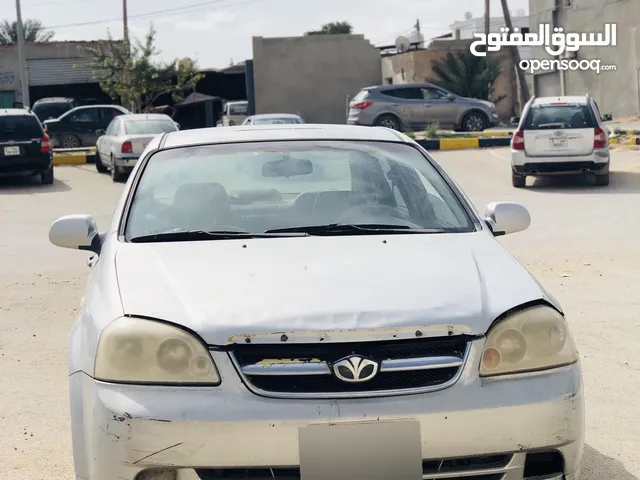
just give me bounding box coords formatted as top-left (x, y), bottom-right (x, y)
top-left (229, 104), bottom-right (248, 115)
top-left (522, 104), bottom-right (597, 130)
top-left (253, 117), bottom-right (301, 125)
top-left (0, 115), bottom-right (43, 141)
top-left (124, 140), bottom-right (476, 241)
top-left (124, 120), bottom-right (177, 135)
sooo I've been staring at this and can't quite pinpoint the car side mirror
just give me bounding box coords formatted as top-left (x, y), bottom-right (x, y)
top-left (96, 129), bottom-right (105, 135)
top-left (446, 94), bottom-right (456, 101)
top-left (49, 214), bottom-right (102, 254)
top-left (484, 201), bottom-right (530, 236)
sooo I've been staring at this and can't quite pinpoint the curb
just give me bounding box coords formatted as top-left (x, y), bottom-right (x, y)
top-left (417, 137), bottom-right (511, 151)
top-left (53, 148), bottom-right (96, 166)
top-left (610, 136), bottom-right (640, 146)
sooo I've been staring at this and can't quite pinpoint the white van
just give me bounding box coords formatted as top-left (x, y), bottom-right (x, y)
top-left (217, 100), bottom-right (249, 126)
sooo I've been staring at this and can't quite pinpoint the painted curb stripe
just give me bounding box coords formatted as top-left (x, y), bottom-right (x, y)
top-left (417, 138), bottom-right (511, 150)
top-left (53, 153), bottom-right (96, 165)
top-left (609, 136), bottom-right (640, 146)
top-left (478, 137), bottom-right (512, 148)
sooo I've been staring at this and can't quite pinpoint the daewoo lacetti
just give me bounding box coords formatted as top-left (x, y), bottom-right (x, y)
top-left (49, 124), bottom-right (584, 480)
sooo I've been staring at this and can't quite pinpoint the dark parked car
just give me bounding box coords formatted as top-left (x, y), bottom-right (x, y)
top-left (32, 97), bottom-right (78, 122)
top-left (0, 108), bottom-right (53, 184)
top-left (44, 105), bottom-right (130, 149)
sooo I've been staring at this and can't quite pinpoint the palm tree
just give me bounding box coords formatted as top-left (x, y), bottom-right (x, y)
top-left (0, 19), bottom-right (54, 45)
top-left (306, 21), bottom-right (353, 35)
top-left (428, 51), bottom-right (505, 104)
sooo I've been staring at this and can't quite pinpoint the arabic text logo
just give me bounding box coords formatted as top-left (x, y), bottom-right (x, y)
top-left (470, 23), bottom-right (617, 58)
top-left (332, 355), bottom-right (379, 383)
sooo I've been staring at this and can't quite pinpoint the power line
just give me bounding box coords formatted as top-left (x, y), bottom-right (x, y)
top-left (41, 0), bottom-right (263, 30)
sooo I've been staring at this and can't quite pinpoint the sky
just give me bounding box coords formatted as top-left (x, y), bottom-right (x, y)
top-left (1, 0), bottom-right (529, 69)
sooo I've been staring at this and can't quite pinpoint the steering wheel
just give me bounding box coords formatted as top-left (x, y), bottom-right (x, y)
top-left (337, 204), bottom-right (420, 227)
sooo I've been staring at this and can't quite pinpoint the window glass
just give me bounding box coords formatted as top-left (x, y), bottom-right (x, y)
top-left (523, 104), bottom-right (597, 130)
top-left (381, 88), bottom-right (423, 100)
top-left (0, 115), bottom-right (43, 141)
top-left (124, 120), bottom-right (177, 135)
top-left (124, 140), bottom-right (476, 240)
top-left (68, 109), bottom-right (100, 123)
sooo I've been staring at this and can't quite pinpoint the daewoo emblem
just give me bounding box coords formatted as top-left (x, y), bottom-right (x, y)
top-left (332, 355), bottom-right (379, 383)
top-left (554, 131), bottom-right (563, 136)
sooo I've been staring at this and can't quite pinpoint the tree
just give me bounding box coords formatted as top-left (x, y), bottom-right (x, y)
top-left (84, 25), bottom-right (203, 113)
top-left (306, 21), bottom-right (353, 35)
top-left (0, 19), bottom-right (54, 45)
top-left (428, 50), bottom-right (505, 104)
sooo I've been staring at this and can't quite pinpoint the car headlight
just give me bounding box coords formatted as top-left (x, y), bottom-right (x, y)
top-left (479, 305), bottom-right (578, 377)
top-left (95, 317), bottom-right (220, 385)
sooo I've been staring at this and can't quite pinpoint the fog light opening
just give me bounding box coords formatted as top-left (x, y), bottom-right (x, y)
top-left (523, 451), bottom-right (564, 478)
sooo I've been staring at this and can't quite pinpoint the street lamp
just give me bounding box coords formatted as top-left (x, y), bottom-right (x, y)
top-left (15, 0), bottom-right (30, 107)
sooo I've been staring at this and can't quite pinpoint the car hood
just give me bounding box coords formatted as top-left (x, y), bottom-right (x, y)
top-left (114, 232), bottom-right (553, 345)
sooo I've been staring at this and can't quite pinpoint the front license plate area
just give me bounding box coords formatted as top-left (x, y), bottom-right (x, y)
top-left (3, 146), bottom-right (20, 156)
top-left (550, 138), bottom-right (567, 148)
top-left (298, 420), bottom-right (422, 480)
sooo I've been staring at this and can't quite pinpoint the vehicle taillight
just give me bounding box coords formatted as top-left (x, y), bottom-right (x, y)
top-left (512, 130), bottom-right (525, 150)
top-left (594, 127), bottom-right (607, 148)
top-left (352, 101), bottom-right (373, 109)
top-left (121, 141), bottom-right (133, 154)
top-left (41, 134), bottom-right (51, 153)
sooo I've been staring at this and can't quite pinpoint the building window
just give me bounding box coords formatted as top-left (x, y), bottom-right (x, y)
top-left (563, 0), bottom-right (572, 7)
top-left (386, 77), bottom-right (393, 84)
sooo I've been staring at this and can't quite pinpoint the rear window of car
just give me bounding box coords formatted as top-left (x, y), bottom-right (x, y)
top-left (124, 120), bottom-right (177, 135)
top-left (0, 115), bottom-right (43, 141)
top-left (522, 104), bottom-right (598, 130)
top-left (352, 90), bottom-right (370, 102)
top-left (32, 103), bottom-right (72, 121)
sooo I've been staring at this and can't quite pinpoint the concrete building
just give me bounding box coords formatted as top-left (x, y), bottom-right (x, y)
top-left (448, 11), bottom-right (533, 61)
top-left (0, 41), bottom-right (111, 108)
top-left (528, 0), bottom-right (640, 117)
top-left (252, 34), bottom-right (382, 124)
top-left (381, 39), bottom-right (519, 119)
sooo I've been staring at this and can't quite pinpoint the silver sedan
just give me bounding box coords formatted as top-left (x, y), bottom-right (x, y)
top-left (95, 113), bottom-right (179, 182)
top-left (49, 124), bottom-right (583, 480)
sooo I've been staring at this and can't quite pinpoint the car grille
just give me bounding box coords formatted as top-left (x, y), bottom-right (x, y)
top-left (227, 335), bottom-right (471, 399)
top-left (195, 453), bottom-right (513, 479)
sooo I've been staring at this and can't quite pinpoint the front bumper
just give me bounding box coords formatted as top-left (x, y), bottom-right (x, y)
top-left (73, 341), bottom-right (584, 480)
top-left (0, 154), bottom-right (52, 177)
top-left (511, 148), bottom-right (609, 175)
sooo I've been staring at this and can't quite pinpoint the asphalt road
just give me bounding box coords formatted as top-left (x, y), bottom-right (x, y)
top-left (0, 150), bottom-right (639, 480)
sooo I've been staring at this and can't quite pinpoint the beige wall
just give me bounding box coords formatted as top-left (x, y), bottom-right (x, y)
top-left (380, 39), bottom-right (519, 119)
top-left (252, 34), bottom-right (382, 124)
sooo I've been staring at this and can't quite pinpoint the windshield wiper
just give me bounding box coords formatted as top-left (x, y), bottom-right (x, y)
top-left (129, 230), bottom-right (307, 243)
top-left (264, 224), bottom-right (445, 236)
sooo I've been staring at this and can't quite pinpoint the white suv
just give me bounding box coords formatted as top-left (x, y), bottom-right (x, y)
top-left (511, 95), bottom-right (610, 187)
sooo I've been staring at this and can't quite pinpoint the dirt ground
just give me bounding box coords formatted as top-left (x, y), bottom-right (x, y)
top-left (0, 151), bottom-right (639, 479)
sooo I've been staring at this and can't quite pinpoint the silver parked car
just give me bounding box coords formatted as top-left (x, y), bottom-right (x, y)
top-left (511, 94), bottom-right (610, 187)
top-left (95, 113), bottom-right (179, 182)
top-left (347, 83), bottom-right (499, 132)
top-left (243, 113), bottom-right (304, 125)
top-left (49, 124), bottom-right (583, 480)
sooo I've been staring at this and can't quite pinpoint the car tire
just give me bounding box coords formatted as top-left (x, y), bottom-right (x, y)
top-left (41, 167), bottom-right (54, 185)
top-left (60, 133), bottom-right (81, 149)
top-left (594, 172), bottom-right (609, 186)
top-left (374, 114), bottom-right (402, 131)
top-left (512, 172), bottom-right (526, 188)
top-left (461, 111), bottom-right (487, 132)
top-left (111, 156), bottom-right (126, 183)
top-left (95, 154), bottom-right (108, 173)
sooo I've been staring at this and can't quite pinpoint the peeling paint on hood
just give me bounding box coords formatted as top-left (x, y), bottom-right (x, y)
top-left (114, 232), bottom-right (548, 345)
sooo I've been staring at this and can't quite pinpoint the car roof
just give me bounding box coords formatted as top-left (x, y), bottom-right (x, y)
top-left (532, 96), bottom-right (590, 106)
top-left (0, 108), bottom-right (37, 117)
top-left (71, 105), bottom-right (128, 111)
top-left (248, 113), bottom-right (302, 119)
top-left (33, 97), bottom-right (74, 104)
top-left (162, 124), bottom-right (406, 148)
top-left (119, 113), bottom-right (172, 121)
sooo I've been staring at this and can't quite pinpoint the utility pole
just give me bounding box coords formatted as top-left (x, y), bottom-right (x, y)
top-left (15, 0), bottom-right (29, 107)
top-left (122, 0), bottom-right (129, 47)
top-left (415, 18), bottom-right (420, 35)
top-left (484, 0), bottom-right (490, 39)
top-left (499, 0), bottom-right (530, 112)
